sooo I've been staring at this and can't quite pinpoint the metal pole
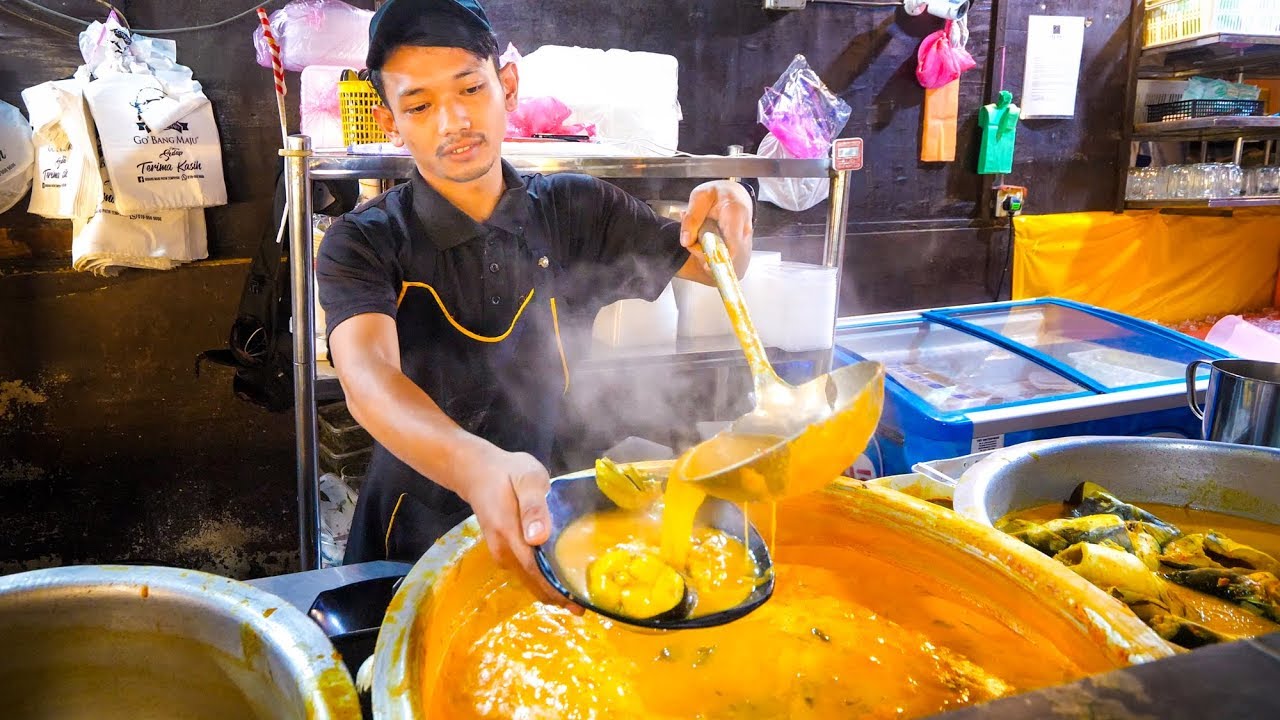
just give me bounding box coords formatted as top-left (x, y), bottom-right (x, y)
top-left (1233, 70), bottom-right (1246, 166)
top-left (820, 169), bottom-right (852, 377)
top-left (823, 170), bottom-right (851, 270)
top-left (283, 134), bottom-right (320, 571)
top-left (727, 144), bottom-right (744, 183)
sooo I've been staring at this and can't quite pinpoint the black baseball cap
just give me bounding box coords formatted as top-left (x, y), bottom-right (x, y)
top-left (366, 0), bottom-right (493, 70)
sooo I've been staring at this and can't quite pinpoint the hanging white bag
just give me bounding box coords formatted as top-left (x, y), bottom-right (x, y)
top-left (71, 175), bottom-right (204, 276)
top-left (22, 79), bottom-right (102, 219)
top-left (0, 100), bottom-right (35, 215)
top-left (83, 72), bottom-right (227, 214)
top-left (756, 132), bottom-right (829, 212)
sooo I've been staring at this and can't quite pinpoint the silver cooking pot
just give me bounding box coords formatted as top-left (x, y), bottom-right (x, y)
top-left (0, 565), bottom-right (360, 719)
top-left (953, 435), bottom-right (1280, 527)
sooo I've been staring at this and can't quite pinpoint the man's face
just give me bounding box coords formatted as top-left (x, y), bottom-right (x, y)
top-left (374, 46), bottom-right (517, 185)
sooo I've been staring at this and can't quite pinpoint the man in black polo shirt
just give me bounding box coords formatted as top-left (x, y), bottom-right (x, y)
top-left (317, 0), bottom-right (753, 606)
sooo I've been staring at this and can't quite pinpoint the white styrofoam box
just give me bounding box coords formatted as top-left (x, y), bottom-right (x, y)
top-left (750, 250), bottom-right (783, 266)
top-left (751, 262), bottom-right (838, 352)
top-left (673, 250), bottom-right (783, 338)
top-left (592, 283), bottom-right (678, 347)
top-left (515, 45), bottom-right (680, 152)
top-left (672, 277), bottom-right (729, 337)
top-left (301, 65), bottom-right (346, 149)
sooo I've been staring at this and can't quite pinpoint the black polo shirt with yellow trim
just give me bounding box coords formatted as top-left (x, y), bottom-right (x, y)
top-left (316, 160), bottom-right (686, 561)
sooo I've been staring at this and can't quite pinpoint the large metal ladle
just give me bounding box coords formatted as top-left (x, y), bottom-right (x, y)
top-left (672, 223), bottom-right (886, 504)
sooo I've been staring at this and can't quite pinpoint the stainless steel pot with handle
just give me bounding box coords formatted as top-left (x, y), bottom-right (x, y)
top-left (1186, 358), bottom-right (1280, 449)
top-left (953, 435), bottom-right (1280, 528)
top-left (0, 565), bottom-right (361, 720)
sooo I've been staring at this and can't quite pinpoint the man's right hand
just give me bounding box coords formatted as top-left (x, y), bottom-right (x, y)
top-left (462, 447), bottom-right (584, 614)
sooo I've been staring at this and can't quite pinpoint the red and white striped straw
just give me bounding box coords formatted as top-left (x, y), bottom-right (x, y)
top-left (257, 7), bottom-right (288, 145)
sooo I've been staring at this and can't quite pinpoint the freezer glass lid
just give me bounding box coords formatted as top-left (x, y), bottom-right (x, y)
top-left (945, 303), bottom-right (1206, 389)
top-left (836, 321), bottom-right (1087, 412)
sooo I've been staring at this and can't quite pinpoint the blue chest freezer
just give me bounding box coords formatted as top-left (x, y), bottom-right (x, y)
top-left (832, 298), bottom-right (1232, 478)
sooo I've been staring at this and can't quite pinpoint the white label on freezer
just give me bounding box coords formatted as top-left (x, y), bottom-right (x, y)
top-left (849, 453), bottom-right (878, 480)
top-left (972, 435), bottom-right (1006, 453)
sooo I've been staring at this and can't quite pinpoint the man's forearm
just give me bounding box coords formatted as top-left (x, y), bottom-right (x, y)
top-left (339, 360), bottom-right (494, 498)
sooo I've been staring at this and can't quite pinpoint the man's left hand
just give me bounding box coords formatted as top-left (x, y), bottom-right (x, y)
top-left (678, 180), bottom-right (754, 281)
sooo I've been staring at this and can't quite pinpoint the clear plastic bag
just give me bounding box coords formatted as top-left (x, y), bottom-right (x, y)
top-left (318, 471), bottom-right (360, 568)
top-left (1183, 76), bottom-right (1261, 101)
top-left (253, 0), bottom-right (373, 72)
top-left (756, 132), bottom-right (829, 212)
top-left (0, 100), bottom-right (35, 215)
top-left (757, 55), bottom-right (851, 160)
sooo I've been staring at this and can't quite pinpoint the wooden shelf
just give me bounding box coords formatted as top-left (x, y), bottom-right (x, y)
top-left (1132, 116), bottom-right (1280, 142)
top-left (1125, 196), bottom-right (1280, 210)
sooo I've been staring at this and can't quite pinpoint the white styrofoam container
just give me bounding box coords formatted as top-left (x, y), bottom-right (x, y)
top-left (300, 65), bottom-right (346, 150)
top-left (752, 262), bottom-right (838, 352)
top-left (673, 250), bottom-right (782, 338)
top-left (516, 45), bottom-right (681, 152)
top-left (592, 283), bottom-right (678, 347)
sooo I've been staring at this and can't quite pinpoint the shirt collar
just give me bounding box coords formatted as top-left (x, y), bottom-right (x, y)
top-left (410, 160), bottom-right (532, 251)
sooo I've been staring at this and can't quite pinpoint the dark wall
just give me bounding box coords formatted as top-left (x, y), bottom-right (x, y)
top-left (0, 0), bottom-right (1131, 576)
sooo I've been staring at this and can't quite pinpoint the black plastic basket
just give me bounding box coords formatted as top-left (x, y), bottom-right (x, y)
top-left (1146, 99), bottom-right (1264, 123)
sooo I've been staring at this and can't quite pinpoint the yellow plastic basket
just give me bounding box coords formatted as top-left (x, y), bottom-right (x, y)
top-left (338, 79), bottom-right (388, 146)
top-left (1144, 0), bottom-right (1280, 48)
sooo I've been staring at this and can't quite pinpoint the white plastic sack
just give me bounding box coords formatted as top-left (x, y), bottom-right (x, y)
top-left (318, 471), bottom-right (359, 568)
top-left (757, 131), bottom-right (829, 211)
top-left (72, 177), bottom-right (206, 276)
top-left (84, 73), bottom-right (227, 214)
top-left (254, 0), bottom-right (373, 72)
top-left (0, 100), bottom-right (35, 214)
top-left (756, 132), bottom-right (829, 212)
top-left (78, 17), bottom-right (203, 122)
top-left (79, 18), bottom-right (151, 76)
top-left (21, 79), bottom-right (102, 219)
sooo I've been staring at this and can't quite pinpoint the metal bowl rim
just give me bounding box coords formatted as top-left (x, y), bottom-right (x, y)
top-left (0, 564), bottom-right (361, 719)
top-left (952, 435), bottom-right (1280, 527)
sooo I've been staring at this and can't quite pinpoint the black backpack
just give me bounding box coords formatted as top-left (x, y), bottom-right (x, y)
top-left (196, 163), bottom-right (357, 412)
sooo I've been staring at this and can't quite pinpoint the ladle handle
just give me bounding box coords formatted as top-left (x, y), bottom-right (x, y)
top-left (698, 224), bottom-right (784, 392)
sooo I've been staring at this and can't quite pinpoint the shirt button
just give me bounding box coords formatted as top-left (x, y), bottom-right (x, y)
top-left (490, 295), bottom-right (502, 305)
top-left (489, 262), bottom-right (500, 273)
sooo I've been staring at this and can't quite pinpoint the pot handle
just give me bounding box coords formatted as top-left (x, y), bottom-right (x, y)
top-left (1186, 360), bottom-right (1211, 420)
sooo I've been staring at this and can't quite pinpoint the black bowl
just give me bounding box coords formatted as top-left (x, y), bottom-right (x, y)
top-left (532, 473), bottom-right (775, 630)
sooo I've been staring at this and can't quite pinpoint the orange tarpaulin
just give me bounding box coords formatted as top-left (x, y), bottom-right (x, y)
top-left (1013, 209), bottom-right (1280, 324)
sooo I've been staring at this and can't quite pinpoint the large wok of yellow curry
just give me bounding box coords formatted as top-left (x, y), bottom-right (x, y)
top-left (374, 478), bottom-right (1173, 720)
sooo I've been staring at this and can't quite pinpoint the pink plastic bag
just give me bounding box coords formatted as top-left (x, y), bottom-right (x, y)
top-left (1206, 315), bottom-right (1280, 362)
top-left (757, 55), bottom-right (851, 160)
top-left (916, 21), bottom-right (976, 89)
top-left (506, 96), bottom-right (596, 139)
